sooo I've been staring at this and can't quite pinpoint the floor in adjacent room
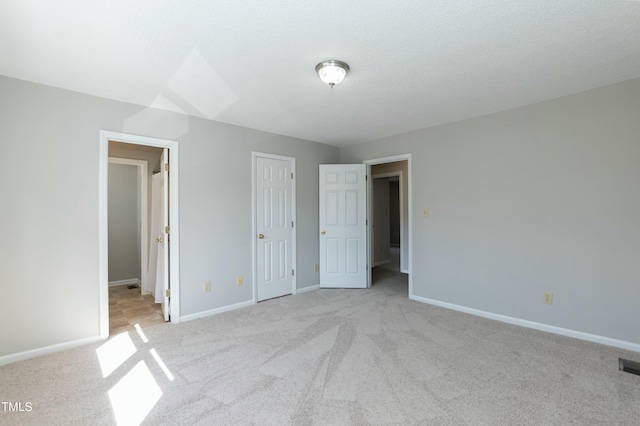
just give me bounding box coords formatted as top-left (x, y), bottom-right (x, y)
top-left (108, 285), bottom-right (165, 335)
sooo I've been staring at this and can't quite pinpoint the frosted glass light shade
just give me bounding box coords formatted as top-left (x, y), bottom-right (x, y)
top-left (315, 60), bottom-right (350, 87)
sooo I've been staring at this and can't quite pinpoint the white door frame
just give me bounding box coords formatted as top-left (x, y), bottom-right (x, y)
top-left (107, 157), bottom-right (149, 289)
top-left (99, 131), bottom-right (181, 339)
top-left (364, 154), bottom-right (412, 297)
top-left (371, 171), bottom-right (402, 268)
top-left (251, 152), bottom-right (297, 303)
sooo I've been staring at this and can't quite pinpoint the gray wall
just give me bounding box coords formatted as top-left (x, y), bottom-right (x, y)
top-left (341, 77), bottom-right (640, 345)
top-left (0, 75), bottom-right (339, 357)
top-left (3, 72), bottom-right (639, 357)
top-left (108, 163), bottom-right (140, 282)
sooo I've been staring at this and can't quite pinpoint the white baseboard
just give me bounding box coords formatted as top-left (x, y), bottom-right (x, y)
top-left (108, 278), bottom-right (141, 287)
top-left (0, 335), bottom-right (103, 366)
top-left (180, 300), bottom-right (255, 323)
top-left (410, 295), bottom-right (640, 353)
top-left (296, 284), bottom-right (320, 294)
top-left (373, 260), bottom-right (391, 267)
top-left (179, 287), bottom-right (322, 321)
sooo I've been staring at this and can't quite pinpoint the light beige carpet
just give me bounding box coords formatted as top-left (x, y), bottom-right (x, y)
top-left (1, 268), bottom-right (639, 425)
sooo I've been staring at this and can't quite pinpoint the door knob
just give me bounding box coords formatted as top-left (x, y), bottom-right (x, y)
top-left (258, 234), bottom-right (264, 239)
top-left (320, 230), bottom-right (326, 235)
top-left (155, 237), bottom-right (164, 243)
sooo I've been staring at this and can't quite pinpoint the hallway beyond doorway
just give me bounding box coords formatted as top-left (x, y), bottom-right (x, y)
top-left (372, 247), bottom-right (405, 291)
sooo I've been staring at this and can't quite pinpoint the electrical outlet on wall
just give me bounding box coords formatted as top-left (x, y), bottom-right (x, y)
top-left (236, 276), bottom-right (243, 286)
top-left (203, 281), bottom-right (211, 293)
top-left (314, 264), bottom-right (319, 272)
top-left (543, 292), bottom-right (553, 304)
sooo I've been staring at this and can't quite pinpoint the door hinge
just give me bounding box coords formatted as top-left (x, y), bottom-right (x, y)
top-left (165, 226), bottom-right (170, 234)
top-left (292, 269), bottom-right (295, 276)
top-left (292, 221), bottom-right (294, 227)
top-left (366, 219), bottom-right (368, 225)
top-left (164, 163), bottom-right (169, 172)
top-left (365, 175), bottom-right (368, 181)
top-left (165, 289), bottom-right (171, 297)
top-left (291, 172), bottom-right (294, 179)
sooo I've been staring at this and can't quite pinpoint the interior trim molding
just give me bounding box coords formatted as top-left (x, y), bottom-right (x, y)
top-left (180, 300), bottom-right (255, 323)
top-left (181, 283), bottom-right (321, 322)
top-left (296, 284), bottom-right (320, 294)
top-left (0, 335), bottom-right (102, 366)
top-left (108, 279), bottom-right (141, 287)
top-left (410, 295), bottom-right (640, 353)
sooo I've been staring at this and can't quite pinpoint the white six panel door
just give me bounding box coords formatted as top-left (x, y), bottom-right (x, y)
top-left (257, 157), bottom-right (293, 301)
top-left (319, 164), bottom-right (367, 288)
top-left (161, 148), bottom-right (170, 321)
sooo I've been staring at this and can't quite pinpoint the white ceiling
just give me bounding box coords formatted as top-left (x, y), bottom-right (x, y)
top-left (2, 1), bottom-right (640, 147)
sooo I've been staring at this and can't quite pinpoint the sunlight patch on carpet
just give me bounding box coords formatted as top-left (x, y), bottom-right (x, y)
top-left (108, 361), bottom-right (162, 425)
top-left (96, 332), bottom-right (137, 378)
top-left (134, 324), bottom-right (149, 343)
top-left (150, 348), bottom-right (174, 381)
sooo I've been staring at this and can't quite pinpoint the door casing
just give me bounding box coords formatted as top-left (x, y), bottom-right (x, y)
top-left (99, 131), bottom-right (180, 338)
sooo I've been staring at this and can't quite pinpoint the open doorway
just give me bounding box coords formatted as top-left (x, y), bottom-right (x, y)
top-left (365, 155), bottom-right (412, 296)
top-left (108, 145), bottom-right (165, 335)
top-left (371, 174), bottom-right (401, 273)
top-left (99, 131), bottom-right (181, 339)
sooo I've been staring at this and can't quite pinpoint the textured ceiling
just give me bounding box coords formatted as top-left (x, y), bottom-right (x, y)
top-left (2, 1), bottom-right (640, 147)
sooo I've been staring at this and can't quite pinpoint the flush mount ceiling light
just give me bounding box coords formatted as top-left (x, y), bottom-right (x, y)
top-left (315, 60), bottom-right (350, 88)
